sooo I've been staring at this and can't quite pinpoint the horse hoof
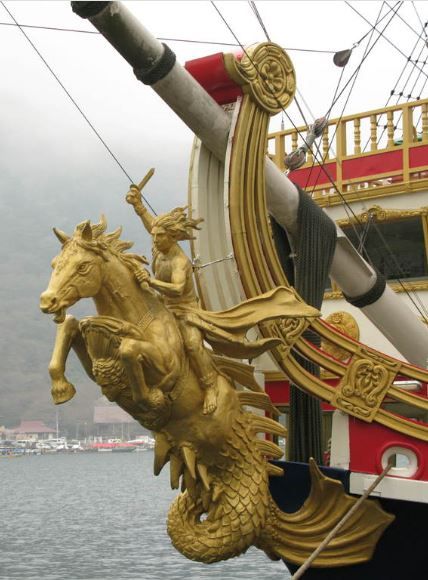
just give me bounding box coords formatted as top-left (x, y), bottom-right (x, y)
top-left (51, 382), bottom-right (76, 404)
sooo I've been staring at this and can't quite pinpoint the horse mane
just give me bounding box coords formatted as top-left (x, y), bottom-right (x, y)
top-left (69, 215), bottom-right (149, 272)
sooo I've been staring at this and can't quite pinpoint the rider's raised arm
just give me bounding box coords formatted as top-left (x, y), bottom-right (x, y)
top-left (126, 185), bottom-right (155, 234)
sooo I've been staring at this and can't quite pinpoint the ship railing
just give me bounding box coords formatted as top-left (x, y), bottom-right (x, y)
top-left (267, 98), bottom-right (428, 206)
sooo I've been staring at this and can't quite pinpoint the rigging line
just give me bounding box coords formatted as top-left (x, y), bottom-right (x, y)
top-left (0, 21), bottom-right (338, 53)
top-left (384, 0), bottom-right (428, 40)
top-left (212, 2), bottom-right (369, 242)
top-left (211, 0), bottom-right (428, 318)
top-left (305, 1), bottom-right (386, 195)
top-left (396, 30), bottom-right (428, 99)
top-left (414, 77), bottom-right (428, 126)
top-left (304, 66), bottom-right (345, 165)
top-left (352, 0), bottom-right (401, 46)
top-left (285, 102), bottom-right (428, 315)
top-left (220, 0), bottom-right (396, 225)
top-left (412, 1), bottom-right (428, 40)
top-left (213, 0), bottom-right (371, 244)
top-left (247, 0), bottom-right (315, 124)
top-left (251, 1), bottom-right (320, 146)
top-left (297, 0), bottom-right (400, 194)
top-left (313, 65), bottom-right (428, 315)
top-left (346, 1), bottom-right (428, 80)
top-left (0, 22), bottom-right (99, 33)
top-left (248, 1), bottom-right (271, 41)
top-left (365, 29), bottom-right (428, 153)
top-left (0, 2), bottom-right (157, 215)
top-left (402, 46), bottom-right (428, 100)
top-left (322, 1), bottom-right (406, 154)
top-left (245, 1), bottom-right (316, 133)
top-left (390, 29), bottom-right (426, 99)
top-left (248, 1), bottom-right (428, 318)
top-left (296, 89), bottom-right (317, 123)
top-left (357, 214), bottom-right (373, 254)
top-left (302, 2), bottom-right (387, 197)
top-left (324, 2), bottom-right (404, 119)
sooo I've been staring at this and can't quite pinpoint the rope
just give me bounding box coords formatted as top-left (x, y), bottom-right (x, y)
top-left (0, 21), bottom-right (337, 52)
top-left (287, 191), bottom-right (337, 464)
top-left (291, 459), bottom-right (394, 579)
top-left (346, 1), bottom-right (428, 80)
top-left (0, 1), bottom-right (158, 215)
top-left (304, 1), bottom-right (386, 196)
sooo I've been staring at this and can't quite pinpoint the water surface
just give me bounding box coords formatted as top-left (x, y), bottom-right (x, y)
top-left (0, 452), bottom-right (291, 579)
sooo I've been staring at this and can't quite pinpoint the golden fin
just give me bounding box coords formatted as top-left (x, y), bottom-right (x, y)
top-left (255, 439), bottom-right (284, 459)
top-left (154, 432), bottom-right (171, 476)
top-left (249, 415), bottom-right (287, 437)
top-left (261, 457), bottom-right (395, 566)
top-left (267, 463), bottom-right (284, 477)
top-left (197, 462), bottom-right (211, 491)
top-left (182, 446), bottom-right (197, 479)
top-left (238, 391), bottom-right (279, 416)
top-left (170, 454), bottom-right (184, 490)
top-left (212, 355), bottom-right (262, 392)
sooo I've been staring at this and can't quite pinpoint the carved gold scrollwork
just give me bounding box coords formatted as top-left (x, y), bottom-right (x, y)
top-left (334, 352), bottom-right (400, 421)
top-left (224, 42), bottom-right (296, 114)
top-left (321, 311), bottom-right (359, 361)
top-left (261, 317), bottom-right (309, 358)
top-left (278, 317), bottom-right (307, 342)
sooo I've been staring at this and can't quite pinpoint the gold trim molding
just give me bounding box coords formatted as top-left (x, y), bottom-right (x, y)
top-left (336, 204), bottom-right (428, 227)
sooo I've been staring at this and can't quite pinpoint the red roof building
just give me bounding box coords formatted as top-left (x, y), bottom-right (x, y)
top-left (12, 420), bottom-right (56, 440)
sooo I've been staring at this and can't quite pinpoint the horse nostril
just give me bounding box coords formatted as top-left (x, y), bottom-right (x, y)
top-left (40, 291), bottom-right (57, 312)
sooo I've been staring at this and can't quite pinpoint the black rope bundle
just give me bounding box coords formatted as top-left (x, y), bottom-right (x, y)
top-left (271, 187), bottom-right (336, 464)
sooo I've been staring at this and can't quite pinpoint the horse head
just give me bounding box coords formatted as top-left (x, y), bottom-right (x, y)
top-left (40, 215), bottom-right (147, 323)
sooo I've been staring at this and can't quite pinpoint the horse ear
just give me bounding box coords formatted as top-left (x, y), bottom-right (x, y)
top-left (81, 221), bottom-right (93, 242)
top-left (53, 227), bottom-right (70, 245)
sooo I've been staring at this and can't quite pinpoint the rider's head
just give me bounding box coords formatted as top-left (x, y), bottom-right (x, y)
top-left (151, 206), bottom-right (203, 246)
top-left (152, 225), bottom-right (174, 252)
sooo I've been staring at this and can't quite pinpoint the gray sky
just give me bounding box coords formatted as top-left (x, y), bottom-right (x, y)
top-left (0, 0), bottom-right (427, 426)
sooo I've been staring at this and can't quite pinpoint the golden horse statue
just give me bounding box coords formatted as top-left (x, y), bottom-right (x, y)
top-left (40, 216), bottom-right (393, 567)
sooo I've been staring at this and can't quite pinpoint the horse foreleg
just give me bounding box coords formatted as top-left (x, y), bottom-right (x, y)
top-left (49, 315), bottom-right (93, 404)
top-left (119, 337), bottom-right (171, 406)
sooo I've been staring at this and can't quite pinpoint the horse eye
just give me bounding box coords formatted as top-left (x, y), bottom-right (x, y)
top-left (77, 263), bottom-right (90, 273)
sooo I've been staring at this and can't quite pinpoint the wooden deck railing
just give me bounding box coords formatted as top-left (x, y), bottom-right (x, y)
top-left (268, 99), bottom-right (428, 206)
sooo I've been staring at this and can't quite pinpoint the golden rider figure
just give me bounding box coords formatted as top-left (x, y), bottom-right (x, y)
top-left (126, 185), bottom-right (218, 415)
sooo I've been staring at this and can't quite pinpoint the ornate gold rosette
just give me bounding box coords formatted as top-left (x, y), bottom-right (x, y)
top-left (224, 42), bottom-right (295, 114)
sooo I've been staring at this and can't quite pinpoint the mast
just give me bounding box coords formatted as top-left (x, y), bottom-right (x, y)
top-left (71, 0), bottom-right (428, 367)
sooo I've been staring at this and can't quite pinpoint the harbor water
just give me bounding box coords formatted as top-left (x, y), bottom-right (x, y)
top-left (0, 452), bottom-right (291, 579)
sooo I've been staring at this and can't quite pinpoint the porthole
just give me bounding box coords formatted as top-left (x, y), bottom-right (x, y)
top-left (381, 445), bottom-right (419, 478)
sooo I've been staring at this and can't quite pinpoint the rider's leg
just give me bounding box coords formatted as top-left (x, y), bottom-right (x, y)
top-left (180, 323), bottom-right (218, 414)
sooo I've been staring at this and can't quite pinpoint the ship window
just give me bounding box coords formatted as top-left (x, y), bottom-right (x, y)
top-left (342, 216), bottom-right (428, 281)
